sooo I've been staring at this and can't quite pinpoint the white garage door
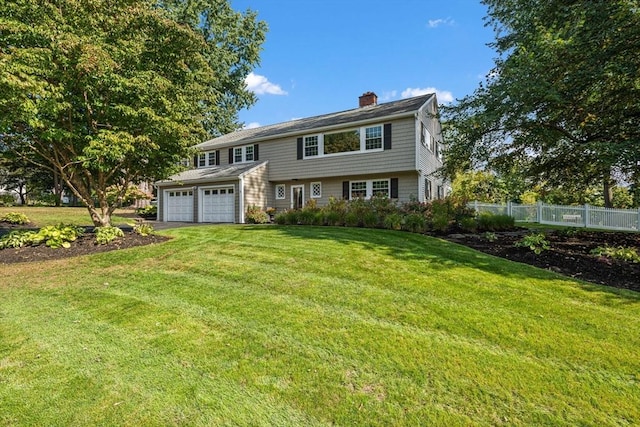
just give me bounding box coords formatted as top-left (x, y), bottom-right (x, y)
top-left (165, 190), bottom-right (194, 222)
top-left (201, 187), bottom-right (235, 222)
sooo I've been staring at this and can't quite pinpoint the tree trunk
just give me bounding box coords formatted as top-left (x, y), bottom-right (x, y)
top-left (603, 177), bottom-right (614, 208)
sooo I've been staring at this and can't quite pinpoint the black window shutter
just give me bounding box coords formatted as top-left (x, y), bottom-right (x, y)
top-left (297, 137), bottom-right (303, 160)
top-left (384, 123), bottom-right (392, 150)
top-left (228, 148), bottom-right (234, 164)
top-left (193, 154), bottom-right (198, 168)
top-left (342, 181), bottom-right (350, 199)
top-left (254, 144), bottom-right (259, 161)
top-left (215, 150), bottom-right (220, 165)
top-left (390, 178), bottom-right (399, 198)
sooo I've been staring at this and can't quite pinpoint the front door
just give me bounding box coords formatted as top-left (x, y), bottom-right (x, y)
top-left (291, 185), bottom-right (304, 209)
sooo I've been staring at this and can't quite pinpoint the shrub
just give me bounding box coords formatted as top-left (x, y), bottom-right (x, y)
top-left (590, 246), bottom-right (640, 263)
top-left (403, 213), bottom-right (426, 233)
top-left (245, 205), bottom-right (269, 224)
top-left (344, 212), bottom-right (360, 227)
top-left (136, 205), bottom-right (157, 219)
top-left (283, 210), bottom-right (300, 225)
top-left (362, 211), bottom-right (379, 228)
top-left (298, 209), bottom-right (317, 225)
top-left (0, 194), bottom-right (16, 206)
top-left (323, 210), bottom-right (342, 226)
top-left (133, 222), bottom-right (154, 236)
top-left (1, 212), bottom-right (30, 225)
top-left (95, 226), bottom-right (125, 245)
top-left (383, 213), bottom-right (402, 230)
top-left (476, 213), bottom-right (515, 232)
top-left (482, 231), bottom-right (498, 242)
top-left (458, 217), bottom-right (478, 233)
top-left (515, 233), bottom-right (550, 255)
top-left (0, 230), bottom-right (37, 249)
top-left (274, 212), bottom-right (287, 225)
top-left (32, 224), bottom-right (85, 249)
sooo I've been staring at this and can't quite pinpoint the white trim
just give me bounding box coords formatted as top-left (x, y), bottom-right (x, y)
top-left (197, 151), bottom-right (217, 168)
top-left (275, 184), bottom-right (286, 200)
top-left (239, 176), bottom-right (245, 223)
top-left (302, 124), bottom-right (385, 159)
top-left (310, 182), bottom-right (322, 199)
top-left (349, 179), bottom-right (390, 200)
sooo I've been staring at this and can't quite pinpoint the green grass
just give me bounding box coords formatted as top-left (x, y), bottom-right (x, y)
top-left (0, 206), bottom-right (136, 227)
top-left (1, 225), bottom-right (639, 426)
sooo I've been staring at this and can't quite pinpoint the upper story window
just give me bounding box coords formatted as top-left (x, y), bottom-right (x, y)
top-left (231, 144), bottom-right (258, 164)
top-left (197, 151), bottom-right (217, 168)
top-left (365, 126), bottom-right (382, 150)
top-left (303, 124), bottom-right (384, 158)
top-left (304, 136), bottom-right (319, 157)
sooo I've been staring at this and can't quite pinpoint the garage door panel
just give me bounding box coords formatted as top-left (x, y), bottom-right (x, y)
top-left (202, 187), bottom-right (235, 222)
top-left (166, 190), bottom-right (194, 222)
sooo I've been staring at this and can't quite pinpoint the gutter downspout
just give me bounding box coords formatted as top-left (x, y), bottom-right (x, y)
top-left (238, 176), bottom-right (245, 224)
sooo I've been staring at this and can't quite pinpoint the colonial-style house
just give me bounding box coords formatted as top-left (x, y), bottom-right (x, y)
top-left (155, 92), bottom-right (447, 223)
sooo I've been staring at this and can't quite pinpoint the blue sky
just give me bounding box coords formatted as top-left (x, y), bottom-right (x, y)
top-left (230, 0), bottom-right (496, 128)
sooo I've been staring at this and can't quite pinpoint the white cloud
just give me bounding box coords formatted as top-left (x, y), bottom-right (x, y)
top-left (380, 90), bottom-right (398, 101)
top-left (243, 122), bottom-right (261, 129)
top-left (427, 17), bottom-right (455, 28)
top-left (245, 72), bottom-right (288, 95)
top-left (401, 87), bottom-right (454, 103)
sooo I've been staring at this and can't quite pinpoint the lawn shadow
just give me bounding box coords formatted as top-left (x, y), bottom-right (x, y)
top-left (248, 225), bottom-right (640, 304)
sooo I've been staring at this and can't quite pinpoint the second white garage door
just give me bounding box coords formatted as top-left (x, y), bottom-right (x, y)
top-left (201, 187), bottom-right (235, 222)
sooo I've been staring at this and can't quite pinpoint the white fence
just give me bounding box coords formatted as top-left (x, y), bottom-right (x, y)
top-left (471, 201), bottom-right (640, 232)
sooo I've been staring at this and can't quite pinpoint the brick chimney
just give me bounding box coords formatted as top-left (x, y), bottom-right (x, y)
top-left (358, 91), bottom-right (378, 107)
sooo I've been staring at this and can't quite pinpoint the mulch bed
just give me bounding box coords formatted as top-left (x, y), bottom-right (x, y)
top-left (443, 229), bottom-right (640, 293)
top-left (0, 223), bottom-right (170, 264)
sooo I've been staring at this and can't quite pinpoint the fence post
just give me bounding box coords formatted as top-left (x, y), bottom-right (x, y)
top-left (474, 200), bottom-right (479, 214)
top-left (507, 201), bottom-right (512, 217)
top-left (537, 201), bottom-right (542, 224)
top-left (584, 204), bottom-right (590, 228)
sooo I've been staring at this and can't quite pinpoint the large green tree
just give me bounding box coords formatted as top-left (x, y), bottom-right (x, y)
top-left (441, 0), bottom-right (640, 207)
top-left (0, 0), bottom-right (266, 225)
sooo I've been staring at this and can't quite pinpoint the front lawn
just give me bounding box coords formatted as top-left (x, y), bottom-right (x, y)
top-left (0, 206), bottom-right (136, 227)
top-left (0, 225), bottom-right (638, 425)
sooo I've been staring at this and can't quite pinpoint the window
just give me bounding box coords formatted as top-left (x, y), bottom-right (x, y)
top-left (198, 151), bottom-right (217, 168)
top-left (324, 130), bottom-right (360, 154)
top-left (302, 124), bottom-right (385, 158)
top-left (350, 179), bottom-right (389, 199)
top-left (372, 180), bottom-right (389, 196)
top-left (429, 135), bottom-right (435, 153)
top-left (232, 145), bottom-right (256, 163)
top-left (275, 184), bottom-right (285, 200)
top-left (234, 147), bottom-right (243, 163)
top-left (421, 122), bottom-right (430, 147)
top-left (425, 179), bottom-right (432, 201)
top-left (437, 185), bottom-right (444, 199)
top-left (311, 182), bottom-right (322, 198)
top-left (304, 136), bottom-right (318, 157)
top-left (245, 145), bottom-right (254, 161)
top-left (350, 181), bottom-right (367, 199)
top-left (364, 126), bottom-right (382, 150)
